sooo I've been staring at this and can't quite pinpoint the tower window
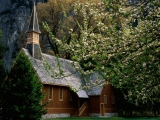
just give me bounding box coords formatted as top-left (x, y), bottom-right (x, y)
top-left (28, 33), bottom-right (31, 38)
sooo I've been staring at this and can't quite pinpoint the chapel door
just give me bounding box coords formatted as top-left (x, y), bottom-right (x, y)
top-left (100, 103), bottom-right (105, 116)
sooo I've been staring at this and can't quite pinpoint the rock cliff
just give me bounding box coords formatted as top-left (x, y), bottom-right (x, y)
top-left (0, 0), bottom-right (47, 70)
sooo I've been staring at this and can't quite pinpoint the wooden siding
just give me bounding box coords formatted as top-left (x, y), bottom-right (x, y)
top-left (89, 84), bottom-right (117, 114)
top-left (100, 84), bottom-right (117, 113)
top-left (42, 85), bottom-right (78, 114)
top-left (27, 32), bottom-right (39, 44)
top-left (88, 96), bottom-right (100, 113)
top-left (42, 83), bottom-right (117, 116)
top-left (79, 106), bottom-right (89, 116)
top-left (78, 100), bottom-right (89, 116)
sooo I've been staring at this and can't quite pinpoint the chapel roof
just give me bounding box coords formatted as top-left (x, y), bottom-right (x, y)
top-left (85, 72), bottom-right (105, 95)
top-left (22, 48), bottom-right (104, 97)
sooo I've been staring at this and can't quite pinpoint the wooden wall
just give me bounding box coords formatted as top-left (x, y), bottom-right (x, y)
top-left (100, 84), bottom-right (117, 113)
top-left (88, 96), bottom-right (100, 113)
top-left (41, 83), bottom-right (117, 116)
top-left (42, 85), bottom-right (78, 114)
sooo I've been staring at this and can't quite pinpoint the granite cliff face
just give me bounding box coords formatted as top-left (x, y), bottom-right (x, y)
top-left (0, 0), bottom-right (47, 70)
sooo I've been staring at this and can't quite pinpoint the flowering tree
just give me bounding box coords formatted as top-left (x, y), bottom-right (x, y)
top-left (43, 0), bottom-right (160, 105)
top-left (37, 0), bottom-right (104, 57)
top-left (37, 0), bottom-right (74, 56)
top-left (105, 0), bottom-right (160, 105)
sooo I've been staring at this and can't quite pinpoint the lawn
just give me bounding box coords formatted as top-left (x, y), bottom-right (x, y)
top-left (44, 117), bottom-right (160, 120)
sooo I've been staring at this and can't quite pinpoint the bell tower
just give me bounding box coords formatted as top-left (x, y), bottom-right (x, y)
top-left (26, 3), bottom-right (42, 60)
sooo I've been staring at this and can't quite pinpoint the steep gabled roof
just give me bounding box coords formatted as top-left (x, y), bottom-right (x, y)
top-left (22, 48), bottom-right (104, 97)
top-left (26, 3), bottom-right (41, 33)
top-left (86, 72), bottom-right (105, 95)
top-left (22, 48), bottom-right (84, 90)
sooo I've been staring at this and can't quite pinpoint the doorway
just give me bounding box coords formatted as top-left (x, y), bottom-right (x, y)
top-left (100, 103), bottom-right (105, 116)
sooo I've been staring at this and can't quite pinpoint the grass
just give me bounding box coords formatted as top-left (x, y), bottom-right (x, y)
top-left (44, 116), bottom-right (160, 120)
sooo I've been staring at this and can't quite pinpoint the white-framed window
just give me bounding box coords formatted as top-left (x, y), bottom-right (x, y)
top-left (48, 86), bottom-right (53, 100)
top-left (59, 87), bottom-right (63, 101)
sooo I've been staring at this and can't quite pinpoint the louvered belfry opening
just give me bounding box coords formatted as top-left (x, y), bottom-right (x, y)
top-left (26, 2), bottom-right (42, 60)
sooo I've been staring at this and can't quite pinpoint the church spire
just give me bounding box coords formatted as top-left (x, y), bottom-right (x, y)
top-left (26, 2), bottom-right (41, 33)
top-left (26, 2), bottom-right (43, 60)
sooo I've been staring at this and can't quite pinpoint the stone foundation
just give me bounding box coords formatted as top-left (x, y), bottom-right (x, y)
top-left (89, 113), bottom-right (100, 117)
top-left (89, 113), bottom-right (117, 117)
top-left (42, 113), bottom-right (70, 119)
top-left (42, 112), bottom-right (117, 119)
top-left (104, 113), bottom-right (118, 117)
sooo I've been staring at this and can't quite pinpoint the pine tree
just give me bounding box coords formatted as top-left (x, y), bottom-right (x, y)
top-left (0, 29), bottom-right (7, 83)
top-left (0, 29), bottom-right (7, 117)
top-left (0, 51), bottom-right (47, 120)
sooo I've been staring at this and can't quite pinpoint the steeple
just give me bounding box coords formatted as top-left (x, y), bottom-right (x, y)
top-left (26, 2), bottom-right (41, 34)
top-left (26, 2), bottom-right (43, 60)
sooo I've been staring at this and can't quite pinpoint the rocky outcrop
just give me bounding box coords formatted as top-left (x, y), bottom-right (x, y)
top-left (0, 0), bottom-right (48, 70)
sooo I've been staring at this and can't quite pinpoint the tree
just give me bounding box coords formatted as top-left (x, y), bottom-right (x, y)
top-left (43, 0), bottom-right (127, 68)
top-left (0, 29), bottom-right (7, 81)
top-left (43, 0), bottom-right (160, 105)
top-left (0, 51), bottom-right (47, 120)
top-left (0, 29), bottom-right (7, 116)
top-left (37, 0), bottom-right (74, 56)
top-left (105, 0), bottom-right (160, 105)
top-left (37, 0), bottom-right (100, 58)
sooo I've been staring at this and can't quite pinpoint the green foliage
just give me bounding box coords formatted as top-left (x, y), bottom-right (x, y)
top-left (43, 116), bottom-right (160, 120)
top-left (105, 0), bottom-right (160, 105)
top-left (43, 0), bottom-right (160, 106)
top-left (0, 30), bottom-right (8, 119)
top-left (0, 51), bottom-right (47, 120)
top-left (43, 55), bottom-right (64, 78)
top-left (0, 30), bottom-right (7, 84)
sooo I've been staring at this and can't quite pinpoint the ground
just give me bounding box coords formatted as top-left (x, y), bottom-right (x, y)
top-left (43, 117), bottom-right (160, 120)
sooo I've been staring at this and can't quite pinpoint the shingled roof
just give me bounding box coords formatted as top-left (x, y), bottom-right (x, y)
top-left (26, 3), bottom-right (41, 33)
top-left (22, 48), bottom-right (89, 98)
top-left (22, 48), bottom-right (104, 97)
top-left (86, 72), bottom-right (105, 95)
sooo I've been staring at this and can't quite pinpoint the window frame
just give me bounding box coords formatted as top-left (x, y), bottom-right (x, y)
top-left (104, 94), bottom-right (107, 104)
top-left (48, 86), bottom-right (53, 100)
top-left (59, 87), bottom-right (63, 101)
top-left (111, 96), bottom-right (115, 104)
top-left (69, 90), bottom-right (72, 101)
top-left (28, 33), bottom-right (31, 38)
